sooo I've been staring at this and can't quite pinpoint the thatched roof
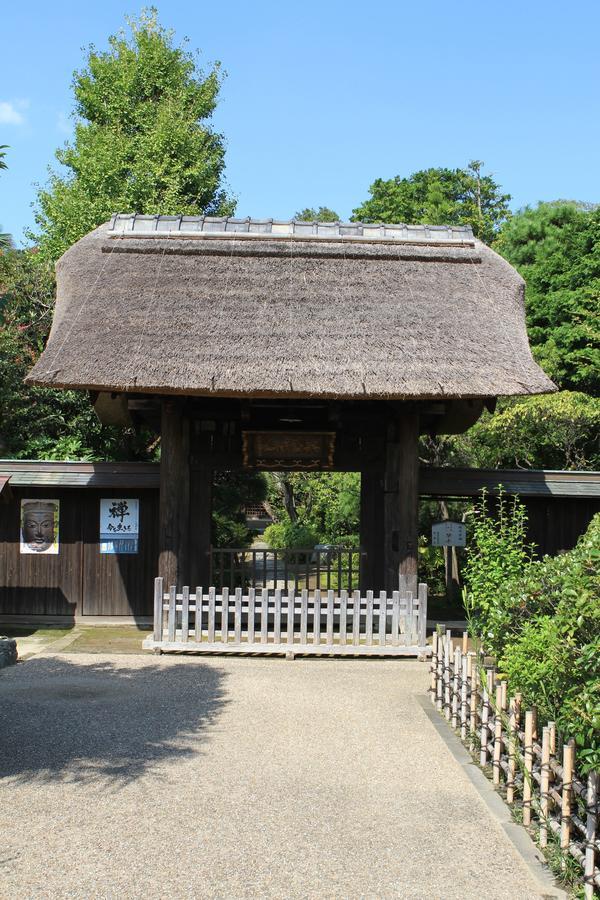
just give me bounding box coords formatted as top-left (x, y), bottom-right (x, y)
top-left (27, 214), bottom-right (555, 400)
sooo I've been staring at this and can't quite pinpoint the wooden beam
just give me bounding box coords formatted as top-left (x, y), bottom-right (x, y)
top-left (189, 463), bottom-right (212, 589)
top-left (360, 468), bottom-right (384, 592)
top-left (384, 411), bottom-right (420, 594)
top-left (159, 399), bottom-right (190, 589)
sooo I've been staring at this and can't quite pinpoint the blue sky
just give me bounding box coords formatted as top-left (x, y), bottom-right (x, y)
top-left (2, 0), bottom-right (599, 245)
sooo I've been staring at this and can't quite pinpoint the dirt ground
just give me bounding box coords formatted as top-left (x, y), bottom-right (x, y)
top-left (0, 650), bottom-right (562, 899)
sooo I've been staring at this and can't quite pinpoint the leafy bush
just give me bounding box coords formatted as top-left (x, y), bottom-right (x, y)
top-left (453, 392), bottom-right (600, 470)
top-left (211, 472), bottom-right (267, 549)
top-left (262, 521), bottom-right (319, 550)
top-left (211, 513), bottom-right (251, 550)
top-left (418, 536), bottom-right (446, 598)
top-left (265, 472), bottom-right (360, 546)
top-left (500, 516), bottom-right (600, 771)
top-left (462, 489), bottom-right (534, 653)
top-left (464, 496), bottom-right (600, 773)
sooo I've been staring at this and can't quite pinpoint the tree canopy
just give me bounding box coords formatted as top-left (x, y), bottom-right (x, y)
top-left (0, 10), bottom-right (236, 460)
top-left (0, 145), bottom-right (12, 250)
top-left (449, 392), bottom-right (600, 471)
top-left (294, 206), bottom-right (340, 222)
top-left (495, 201), bottom-right (600, 395)
top-left (264, 472), bottom-right (360, 548)
top-left (352, 160), bottom-right (511, 243)
top-left (32, 9), bottom-right (234, 260)
top-left (0, 249), bottom-right (154, 459)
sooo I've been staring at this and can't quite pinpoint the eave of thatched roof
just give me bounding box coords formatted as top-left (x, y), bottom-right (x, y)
top-left (26, 215), bottom-right (556, 401)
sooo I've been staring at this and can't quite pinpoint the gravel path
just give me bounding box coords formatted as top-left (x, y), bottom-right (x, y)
top-left (0, 653), bottom-right (558, 899)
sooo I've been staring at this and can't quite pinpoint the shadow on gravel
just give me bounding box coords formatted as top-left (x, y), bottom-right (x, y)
top-left (0, 657), bottom-right (228, 786)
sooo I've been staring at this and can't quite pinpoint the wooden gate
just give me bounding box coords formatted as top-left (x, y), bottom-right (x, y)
top-left (143, 578), bottom-right (430, 657)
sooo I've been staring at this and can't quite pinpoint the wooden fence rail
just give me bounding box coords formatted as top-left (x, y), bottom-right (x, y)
top-left (209, 547), bottom-right (364, 593)
top-left (143, 579), bottom-right (430, 658)
top-left (430, 628), bottom-right (600, 898)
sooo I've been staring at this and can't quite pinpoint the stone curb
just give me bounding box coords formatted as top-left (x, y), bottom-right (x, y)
top-left (417, 696), bottom-right (568, 900)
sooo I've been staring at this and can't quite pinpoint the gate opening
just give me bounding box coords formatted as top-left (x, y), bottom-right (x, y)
top-left (211, 470), bottom-right (363, 594)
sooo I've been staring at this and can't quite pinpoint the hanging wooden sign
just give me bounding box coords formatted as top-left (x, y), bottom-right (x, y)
top-left (242, 430), bottom-right (336, 469)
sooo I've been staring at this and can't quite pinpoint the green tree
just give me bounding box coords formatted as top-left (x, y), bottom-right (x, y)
top-left (449, 392), bottom-right (600, 471)
top-left (212, 471), bottom-right (268, 548)
top-left (0, 249), bottom-right (154, 459)
top-left (266, 472), bottom-right (360, 546)
top-left (1, 10), bottom-right (236, 461)
top-left (495, 201), bottom-right (600, 394)
top-left (352, 160), bottom-right (510, 243)
top-left (31, 9), bottom-right (234, 260)
top-left (294, 206), bottom-right (340, 222)
top-left (0, 145), bottom-right (12, 250)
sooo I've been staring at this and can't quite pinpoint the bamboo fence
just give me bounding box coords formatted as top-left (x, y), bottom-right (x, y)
top-left (430, 628), bottom-right (599, 898)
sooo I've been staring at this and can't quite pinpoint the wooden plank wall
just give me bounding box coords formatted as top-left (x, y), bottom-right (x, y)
top-left (0, 477), bottom-right (598, 618)
top-left (524, 497), bottom-right (600, 556)
top-left (0, 487), bottom-right (82, 616)
top-left (81, 490), bottom-right (159, 616)
top-left (0, 487), bottom-right (159, 617)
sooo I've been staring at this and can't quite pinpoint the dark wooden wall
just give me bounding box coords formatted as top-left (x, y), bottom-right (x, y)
top-left (81, 490), bottom-right (159, 616)
top-left (1, 475), bottom-right (598, 619)
top-left (524, 497), bottom-right (600, 556)
top-left (0, 487), bottom-right (158, 618)
top-left (0, 487), bottom-right (82, 617)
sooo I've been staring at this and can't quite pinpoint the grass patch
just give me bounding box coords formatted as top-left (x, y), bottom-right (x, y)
top-left (62, 625), bottom-right (152, 655)
top-left (1, 626), bottom-right (73, 639)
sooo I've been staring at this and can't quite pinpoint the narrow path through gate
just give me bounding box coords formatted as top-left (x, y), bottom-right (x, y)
top-left (143, 578), bottom-right (430, 658)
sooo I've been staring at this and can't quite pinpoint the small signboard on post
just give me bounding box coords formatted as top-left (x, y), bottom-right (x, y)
top-left (431, 521), bottom-right (466, 547)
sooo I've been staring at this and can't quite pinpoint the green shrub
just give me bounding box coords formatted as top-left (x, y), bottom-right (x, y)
top-left (464, 501), bottom-right (600, 773)
top-left (418, 536), bottom-right (446, 598)
top-left (262, 521), bottom-right (319, 550)
top-left (500, 515), bottom-right (600, 771)
top-left (462, 489), bottom-right (535, 653)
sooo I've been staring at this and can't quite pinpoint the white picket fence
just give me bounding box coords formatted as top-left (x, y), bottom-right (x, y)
top-left (143, 578), bottom-right (430, 658)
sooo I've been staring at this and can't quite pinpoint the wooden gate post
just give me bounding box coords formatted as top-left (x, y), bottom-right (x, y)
top-left (384, 410), bottom-right (419, 594)
top-left (159, 399), bottom-right (190, 589)
top-left (189, 462), bottom-right (212, 589)
top-left (360, 467), bottom-right (384, 591)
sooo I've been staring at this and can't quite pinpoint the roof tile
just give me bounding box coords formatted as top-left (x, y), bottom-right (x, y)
top-left (108, 214), bottom-right (474, 243)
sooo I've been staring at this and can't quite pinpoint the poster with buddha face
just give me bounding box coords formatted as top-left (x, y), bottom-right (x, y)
top-left (20, 499), bottom-right (60, 554)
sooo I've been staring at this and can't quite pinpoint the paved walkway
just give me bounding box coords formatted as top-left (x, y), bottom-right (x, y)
top-left (0, 653), bottom-right (561, 899)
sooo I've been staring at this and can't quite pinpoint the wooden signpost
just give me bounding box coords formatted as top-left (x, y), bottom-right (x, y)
top-left (431, 521), bottom-right (466, 547)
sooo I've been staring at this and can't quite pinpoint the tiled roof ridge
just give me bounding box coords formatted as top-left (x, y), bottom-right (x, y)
top-left (107, 213), bottom-right (474, 243)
